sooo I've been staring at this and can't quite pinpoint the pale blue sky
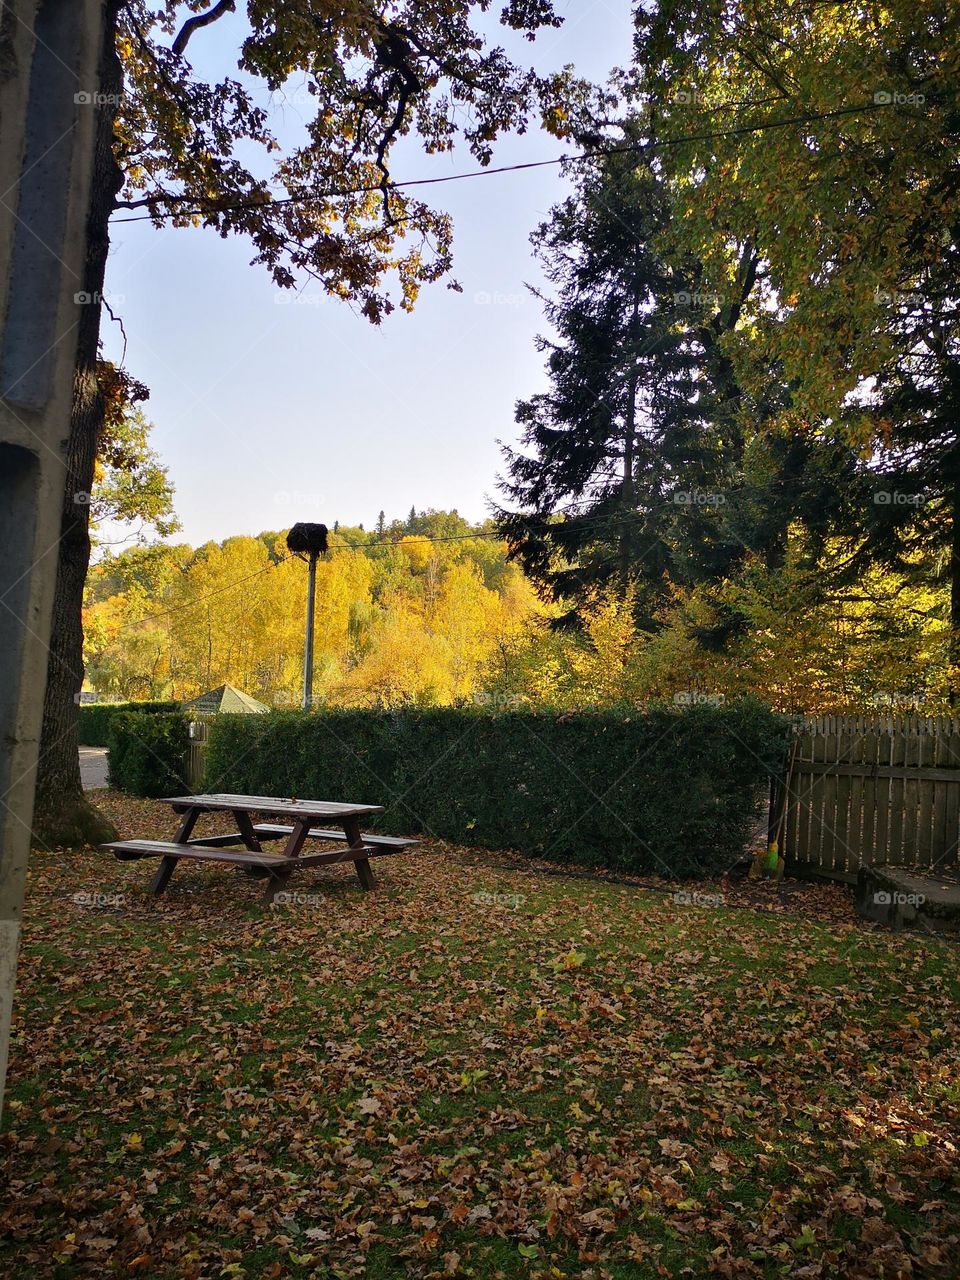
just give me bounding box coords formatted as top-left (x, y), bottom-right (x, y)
top-left (101, 3), bottom-right (635, 546)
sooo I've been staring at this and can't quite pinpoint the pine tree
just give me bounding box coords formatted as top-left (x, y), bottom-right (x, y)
top-left (497, 144), bottom-right (861, 633)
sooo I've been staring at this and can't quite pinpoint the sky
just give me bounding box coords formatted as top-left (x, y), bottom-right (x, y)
top-left (100, 3), bottom-right (636, 548)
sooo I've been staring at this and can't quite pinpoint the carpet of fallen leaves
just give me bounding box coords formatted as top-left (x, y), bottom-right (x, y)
top-left (1, 791), bottom-right (958, 1280)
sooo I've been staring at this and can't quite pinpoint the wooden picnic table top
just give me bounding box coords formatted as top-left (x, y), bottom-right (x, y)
top-left (163, 793), bottom-right (385, 820)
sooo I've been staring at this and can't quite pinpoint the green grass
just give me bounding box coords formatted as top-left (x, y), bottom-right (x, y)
top-left (1, 799), bottom-right (958, 1278)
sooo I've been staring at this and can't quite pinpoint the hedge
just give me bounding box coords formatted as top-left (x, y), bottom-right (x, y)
top-left (79, 701), bottom-right (177, 747)
top-left (107, 711), bottom-right (189, 797)
top-left (205, 703), bottom-right (791, 878)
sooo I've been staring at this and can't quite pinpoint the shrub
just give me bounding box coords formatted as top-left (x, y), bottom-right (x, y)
top-left (205, 702), bottom-right (791, 878)
top-left (108, 712), bottom-right (189, 797)
top-left (79, 701), bottom-right (177, 747)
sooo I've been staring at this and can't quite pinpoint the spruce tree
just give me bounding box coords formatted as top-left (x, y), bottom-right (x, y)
top-left (497, 146), bottom-right (861, 633)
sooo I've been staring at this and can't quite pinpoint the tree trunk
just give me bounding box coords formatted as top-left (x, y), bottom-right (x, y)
top-left (32, 3), bottom-right (123, 850)
top-left (951, 458), bottom-right (960, 708)
top-left (619, 293), bottom-right (641, 587)
top-left (620, 368), bottom-right (639, 585)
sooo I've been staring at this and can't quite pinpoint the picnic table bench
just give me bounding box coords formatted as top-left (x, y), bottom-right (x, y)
top-left (102, 792), bottom-right (417, 906)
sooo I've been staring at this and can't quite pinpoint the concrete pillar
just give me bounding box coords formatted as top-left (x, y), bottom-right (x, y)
top-left (0, 0), bottom-right (106, 1116)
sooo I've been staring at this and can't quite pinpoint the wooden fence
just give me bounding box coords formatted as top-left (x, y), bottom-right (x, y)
top-left (782, 715), bottom-right (960, 880)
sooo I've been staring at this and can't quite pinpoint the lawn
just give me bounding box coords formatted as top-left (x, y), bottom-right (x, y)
top-left (1, 793), bottom-right (957, 1279)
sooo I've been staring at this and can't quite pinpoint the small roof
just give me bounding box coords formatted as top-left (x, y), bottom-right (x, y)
top-left (180, 684), bottom-right (269, 715)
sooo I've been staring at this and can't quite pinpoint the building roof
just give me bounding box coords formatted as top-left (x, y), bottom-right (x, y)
top-left (180, 684), bottom-right (269, 715)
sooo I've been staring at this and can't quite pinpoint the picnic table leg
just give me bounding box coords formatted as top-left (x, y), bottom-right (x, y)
top-left (174, 807), bottom-right (200, 842)
top-left (233, 809), bottom-right (269, 878)
top-left (233, 810), bottom-right (263, 851)
top-left (262, 820), bottom-right (310, 908)
top-left (150, 806), bottom-right (199, 897)
top-left (149, 856), bottom-right (179, 896)
top-left (344, 817), bottom-right (376, 891)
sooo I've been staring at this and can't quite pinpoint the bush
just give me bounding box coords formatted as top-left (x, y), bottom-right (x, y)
top-left (205, 702), bottom-right (791, 878)
top-left (79, 701), bottom-right (177, 747)
top-left (108, 712), bottom-right (189, 797)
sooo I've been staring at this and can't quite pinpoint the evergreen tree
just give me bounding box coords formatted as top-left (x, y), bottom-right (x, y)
top-left (497, 145), bottom-right (862, 634)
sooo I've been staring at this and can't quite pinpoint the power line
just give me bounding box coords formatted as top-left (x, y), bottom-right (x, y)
top-left (110, 95), bottom-right (936, 226)
top-left (113, 555), bottom-right (289, 632)
top-left (107, 505), bottom-right (670, 628)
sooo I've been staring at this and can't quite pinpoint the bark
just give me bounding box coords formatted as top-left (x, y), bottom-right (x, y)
top-left (951, 456), bottom-right (960, 708)
top-left (32, 3), bottom-right (124, 850)
top-left (620, 369), bottom-right (639, 585)
top-left (619, 293), bottom-right (640, 587)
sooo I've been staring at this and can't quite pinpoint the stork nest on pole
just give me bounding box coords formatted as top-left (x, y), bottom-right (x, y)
top-left (286, 523), bottom-right (329, 560)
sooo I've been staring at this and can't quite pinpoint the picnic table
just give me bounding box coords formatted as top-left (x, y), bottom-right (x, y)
top-left (102, 792), bottom-right (417, 906)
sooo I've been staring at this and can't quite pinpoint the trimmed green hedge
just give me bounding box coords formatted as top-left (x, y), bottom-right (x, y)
top-left (79, 701), bottom-right (177, 747)
top-left (107, 711), bottom-right (189, 797)
top-left (205, 703), bottom-right (790, 878)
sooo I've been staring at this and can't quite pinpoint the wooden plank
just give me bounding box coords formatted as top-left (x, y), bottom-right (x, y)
top-left (167, 788), bottom-right (386, 819)
top-left (164, 793), bottom-right (384, 819)
top-left (818, 720), bottom-right (839, 875)
top-left (795, 724), bottom-right (818, 870)
top-left (103, 839), bottom-right (387, 868)
top-left (796, 722), bottom-right (819, 871)
top-left (902, 724), bottom-right (921, 866)
top-left (833, 719), bottom-right (851, 876)
top-left (782, 739), bottom-right (800, 864)
top-left (184, 832), bottom-right (248, 848)
top-left (886, 722), bottom-right (906, 869)
top-left (788, 763), bottom-right (960, 783)
top-left (150, 856), bottom-right (178, 896)
top-left (939, 730), bottom-right (960, 870)
top-left (253, 823), bottom-right (416, 850)
top-left (859, 728), bottom-right (880, 873)
top-left (344, 814), bottom-right (376, 891)
top-left (931, 732), bottom-right (957, 870)
top-left (845, 723), bottom-right (867, 875)
top-left (874, 723), bottom-right (893, 869)
top-left (917, 729), bottom-right (935, 871)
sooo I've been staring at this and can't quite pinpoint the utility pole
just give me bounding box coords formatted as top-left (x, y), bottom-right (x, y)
top-left (285, 523), bottom-right (329, 711)
top-left (0, 0), bottom-right (107, 1118)
top-left (302, 551), bottom-right (318, 709)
